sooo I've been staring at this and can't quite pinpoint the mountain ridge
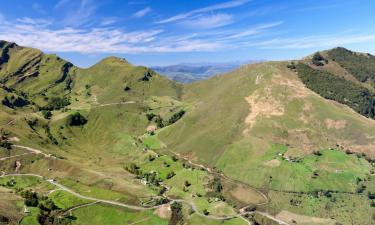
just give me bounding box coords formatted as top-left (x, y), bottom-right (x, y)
top-left (0, 40), bottom-right (374, 225)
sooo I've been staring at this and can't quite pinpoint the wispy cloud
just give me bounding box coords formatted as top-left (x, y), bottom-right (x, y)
top-left (157, 0), bottom-right (251, 24)
top-left (133, 7), bottom-right (151, 18)
top-left (181, 13), bottom-right (234, 29)
top-left (247, 34), bottom-right (375, 49)
top-left (16, 17), bottom-right (52, 26)
top-left (54, 0), bottom-right (71, 9)
top-left (100, 17), bottom-right (119, 26)
top-left (0, 17), bottom-right (221, 53)
top-left (54, 0), bottom-right (97, 26)
top-left (227, 21), bottom-right (283, 39)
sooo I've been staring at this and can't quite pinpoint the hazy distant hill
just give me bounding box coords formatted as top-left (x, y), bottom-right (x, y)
top-left (151, 61), bottom-right (263, 83)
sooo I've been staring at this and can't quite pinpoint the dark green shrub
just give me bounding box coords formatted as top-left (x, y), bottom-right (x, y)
top-left (67, 112), bottom-right (87, 126)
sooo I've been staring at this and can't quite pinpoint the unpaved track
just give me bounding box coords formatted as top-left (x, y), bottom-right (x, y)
top-left (0, 173), bottom-right (288, 224)
top-left (168, 150), bottom-right (269, 206)
top-left (0, 153), bottom-right (33, 161)
top-left (67, 201), bottom-right (101, 212)
top-left (12, 145), bottom-right (51, 157)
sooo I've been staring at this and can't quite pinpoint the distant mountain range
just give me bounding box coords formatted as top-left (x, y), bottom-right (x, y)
top-left (151, 60), bottom-right (264, 83)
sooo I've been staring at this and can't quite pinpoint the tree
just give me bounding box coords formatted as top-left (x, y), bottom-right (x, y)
top-left (312, 52), bottom-right (326, 66)
top-left (146, 113), bottom-right (156, 121)
top-left (67, 112), bottom-right (87, 126)
top-left (184, 180), bottom-right (191, 187)
top-left (168, 110), bottom-right (185, 125)
top-left (166, 171), bottom-right (176, 179)
top-left (21, 190), bottom-right (39, 207)
top-left (2, 95), bottom-right (29, 108)
top-left (42, 110), bottom-right (52, 119)
top-left (169, 201), bottom-right (183, 225)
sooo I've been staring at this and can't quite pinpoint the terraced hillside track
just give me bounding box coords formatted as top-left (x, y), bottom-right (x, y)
top-left (0, 173), bottom-right (289, 224)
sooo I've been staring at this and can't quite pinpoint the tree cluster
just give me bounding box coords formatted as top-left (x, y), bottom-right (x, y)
top-left (296, 63), bottom-right (375, 119)
top-left (67, 112), bottom-right (87, 126)
top-left (328, 47), bottom-right (375, 86)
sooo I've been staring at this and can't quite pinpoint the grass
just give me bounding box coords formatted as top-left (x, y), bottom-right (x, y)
top-left (72, 204), bottom-right (168, 225)
top-left (187, 214), bottom-right (247, 225)
top-left (49, 190), bottom-right (93, 209)
top-left (1, 42), bottom-right (375, 225)
top-left (0, 176), bottom-right (53, 191)
top-left (217, 145), bottom-right (372, 192)
top-left (60, 179), bottom-right (130, 203)
top-left (20, 207), bottom-right (40, 225)
top-left (142, 134), bottom-right (163, 150)
top-left (267, 190), bottom-right (374, 225)
top-left (139, 154), bottom-right (240, 216)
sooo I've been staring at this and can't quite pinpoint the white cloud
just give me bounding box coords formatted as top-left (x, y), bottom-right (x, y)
top-left (0, 17), bottom-right (222, 54)
top-left (54, 0), bottom-right (97, 26)
top-left (133, 7), bottom-right (151, 18)
top-left (247, 34), bottom-right (375, 49)
top-left (181, 13), bottom-right (233, 29)
top-left (16, 17), bottom-right (52, 27)
top-left (227, 21), bottom-right (283, 39)
top-left (100, 17), bottom-right (119, 26)
top-left (157, 0), bottom-right (251, 24)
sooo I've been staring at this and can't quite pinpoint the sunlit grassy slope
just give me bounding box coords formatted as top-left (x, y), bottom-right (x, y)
top-left (157, 61), bottom-right (375, 191)
top-left (1, 41), bottom-right (374, 225)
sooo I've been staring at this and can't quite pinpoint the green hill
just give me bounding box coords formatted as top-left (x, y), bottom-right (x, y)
top-left (0, 41), bottom-right (374, 225)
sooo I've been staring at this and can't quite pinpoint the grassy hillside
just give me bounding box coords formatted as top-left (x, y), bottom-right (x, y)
top-left (0, 41), bottom-right (374, 225)
top-left (327, 47), bottom-right (375, 87)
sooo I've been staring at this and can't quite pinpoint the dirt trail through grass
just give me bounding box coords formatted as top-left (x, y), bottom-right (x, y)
top-left (0, 173), bottom-right (288, 224)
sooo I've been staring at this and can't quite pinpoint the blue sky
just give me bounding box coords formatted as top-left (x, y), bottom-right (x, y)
top-left (0, 0), bottom-right (375, 67)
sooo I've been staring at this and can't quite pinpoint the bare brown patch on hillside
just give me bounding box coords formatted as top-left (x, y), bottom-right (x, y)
top-left (229, 184), bottom-right (267, 205)
top-left (243, 92), bottom-right (285, 133)
top-left (263, 159), bottom-right (281, 167)
top-left (154, 204), bottom-right (171, 219)
top-left (325, 119), bottom-right (347, 129)
top-left (273, 73), bottom-right (311, 98)
top-left (243, 67), bottom-right (312, 134)
top-left (276, 210), bottom-right (336, 225)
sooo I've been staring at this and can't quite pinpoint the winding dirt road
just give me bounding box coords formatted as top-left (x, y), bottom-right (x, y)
top-left (0, 173), bottom-right (288, 224)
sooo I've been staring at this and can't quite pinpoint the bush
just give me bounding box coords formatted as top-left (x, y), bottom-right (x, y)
top-left (169, 201), bottom-right (183, 225)
top-left (21, 190), bottom-right (39, 207)
top-left (328, 47), bottom-right (375, 85)
top-left (67, 112), bottom-right (87, 126)
top-left (168, 110), bottom-right (185, 125)
top-left (296, 63), bottom-right (375, 119)
top-left (0, 215), bottom-right (9, 223)
top-left (40, 97), bottom-right (70, 111)
top-left (166, 171), bottom-right (176, 179)
top-left (2, 95), bottom-right (29, 108)
top-left (146, 113), bottom-right (156, 121)
top-left (312, 52), bottom-right (327, 66)
top-left (42, 110), bottom-right (52, 119)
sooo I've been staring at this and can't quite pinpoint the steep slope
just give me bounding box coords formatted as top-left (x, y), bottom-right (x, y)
top-left (294, 47), bottom-right (375, 119)
top-left (0, 42), bottom-right (374, 225)
top-left (0, 41), bottom-right (75, 107)
top-left (73, 56), bottom-right (182, 103)
top-left (157, 61), bottom-right (375, 192)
